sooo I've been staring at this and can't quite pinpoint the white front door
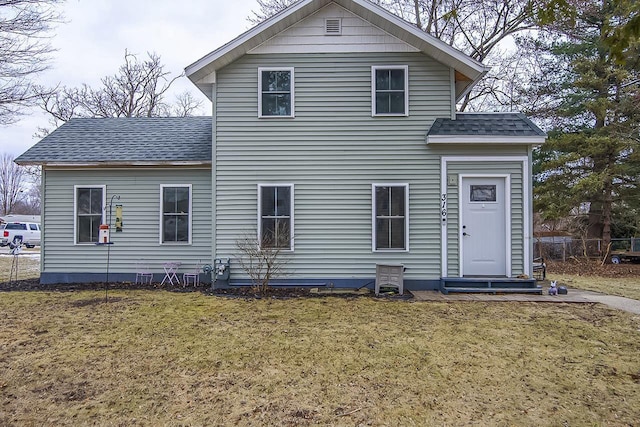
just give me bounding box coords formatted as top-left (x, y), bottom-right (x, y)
top-left (461, 177), bottom-right (508, 276)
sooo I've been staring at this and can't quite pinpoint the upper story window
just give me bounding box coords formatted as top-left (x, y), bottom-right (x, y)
top-left (372, 65), bottom-right (409, 116)
top-left (372, 184), bottom-right (409, 251)
top-left (258, 184), bottom-right (294, 250)
top-left (75, 185), bottom-right (105, 244)
top-left (258, 67), bottom-right (295, 118)
top-left (161, 184), bottom-right (192, 244)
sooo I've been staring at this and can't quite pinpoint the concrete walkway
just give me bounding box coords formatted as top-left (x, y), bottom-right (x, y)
top-left (571, 290), bottom-right (640, 315)
top-left (411, 289), bottom-right (640, 315)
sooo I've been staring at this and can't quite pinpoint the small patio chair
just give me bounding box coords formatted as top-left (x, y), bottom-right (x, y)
top-left (183, 261), bottom-right (202, 287)
top-left (532, 257), bottom-right (546, 281)
top-left (135, 260), bottom-right (154, 285)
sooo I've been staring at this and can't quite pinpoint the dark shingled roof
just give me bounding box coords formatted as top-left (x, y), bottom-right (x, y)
top-left (427, 112), bottom-right (546, 137)
top-left (15, 116), bottom-right (212, 165)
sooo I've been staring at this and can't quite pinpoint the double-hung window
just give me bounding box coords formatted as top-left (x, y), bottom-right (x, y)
top-left (372, 65), bottom-right (408, 116)
top-left (161, 185), bottom-right (192, 244)
top-left (258, 184), bottom-right (294, 250)
top-left (258, 67), bottom-right (294, 118)
top-left (373, 184), bottom-right (409, 251)
top-left (75, 185), bottom-right (105, 244)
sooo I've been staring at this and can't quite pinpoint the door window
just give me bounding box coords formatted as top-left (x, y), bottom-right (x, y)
top-left (470, 185), bottom-right (497, 202)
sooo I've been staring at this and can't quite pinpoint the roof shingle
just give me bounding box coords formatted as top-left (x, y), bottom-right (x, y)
top-left (427, 113), bottom-right (546, 137)
top-left (15, 116), bottom-right (212, 165)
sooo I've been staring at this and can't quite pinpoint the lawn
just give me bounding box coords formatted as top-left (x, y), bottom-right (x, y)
top-left (546, 261), bottom-right (640, 301)
top-left (0, 249), bottom-right (40, 282)
top-left (1, 290), bottom-right (639, 426)
top-left (551, 274), bottom-right (640, 301)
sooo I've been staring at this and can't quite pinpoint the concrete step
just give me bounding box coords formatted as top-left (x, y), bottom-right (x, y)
top-left (441, 286), bottom-right (543, 295)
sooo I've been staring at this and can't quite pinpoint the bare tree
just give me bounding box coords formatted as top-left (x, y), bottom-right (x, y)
top-left (0, 0), bottom-right (63, 125)
top-left (171, 91), bottom-right (204, 117)
top-left (0, 153), bottom-right (29, 215)
top-left (234, 226), bottom-right (291, 293)
top-left (38, 50), bottom-right (204, 128)
top-left (249, 0), bottom-right (297, 24)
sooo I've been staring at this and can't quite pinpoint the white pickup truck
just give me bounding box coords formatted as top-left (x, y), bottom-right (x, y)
top-left (1, 222), bottom-right (41, 248)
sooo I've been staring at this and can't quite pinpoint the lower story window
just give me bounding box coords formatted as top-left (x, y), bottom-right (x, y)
top-left (75, 186), bottom-right (105, 243)
top-left (161, 185), bottom-right (192, 244)
top-left (259, 184), bottom-right (294, 250)
top-left (373, 184), bottom-right (408, 251)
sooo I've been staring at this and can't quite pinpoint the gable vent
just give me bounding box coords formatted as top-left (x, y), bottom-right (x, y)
top-left (325, 18), bottom-right (342, 35)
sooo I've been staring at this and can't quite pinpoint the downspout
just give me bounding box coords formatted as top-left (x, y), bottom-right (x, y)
top-left (40, 166), bottom-right (46, 281)
top-left (211, 81), bottom-right (217, 281)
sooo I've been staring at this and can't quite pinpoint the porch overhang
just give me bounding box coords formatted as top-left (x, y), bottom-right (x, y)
top-left (427, 112), bottom-right (547, 145)
top-left (427, 135), bottom-right (546, 145)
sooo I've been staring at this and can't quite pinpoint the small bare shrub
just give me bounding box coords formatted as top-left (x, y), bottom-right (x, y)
top-left (234, 225), bottom-right (291, 293)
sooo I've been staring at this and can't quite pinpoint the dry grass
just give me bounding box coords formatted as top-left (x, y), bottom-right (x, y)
top-left (546, 260), bottom-right (640, 300)
top-left (549, 274), bottom-right (640, 301)
top-left (0, 249), bottom-right (40, 282)
top-left (1, 290), bottom-right (639, 426)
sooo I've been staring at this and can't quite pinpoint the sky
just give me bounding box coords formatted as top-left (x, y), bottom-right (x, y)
top-left (2, 0), bottom-right (261, 157)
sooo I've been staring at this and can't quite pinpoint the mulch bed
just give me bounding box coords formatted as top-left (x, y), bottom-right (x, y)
top-left (206, 287), bottom-right (412, 300)
top-left (0, 279), bottom-right (175, 293)
top-left (0, 278), bottom-right (412, 299)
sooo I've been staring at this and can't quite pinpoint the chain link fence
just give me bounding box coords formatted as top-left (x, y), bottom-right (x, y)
top-left (534, 237), bottom-right (640, 261)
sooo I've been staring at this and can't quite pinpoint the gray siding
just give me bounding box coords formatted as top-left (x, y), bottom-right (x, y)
top-left (42, 168), bottom-right (212, 275)
top-left (215, 52), bottom-right (451, 281)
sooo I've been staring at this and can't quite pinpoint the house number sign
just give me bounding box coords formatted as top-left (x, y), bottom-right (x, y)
top-left (441, 193), bottom-right (447, 224)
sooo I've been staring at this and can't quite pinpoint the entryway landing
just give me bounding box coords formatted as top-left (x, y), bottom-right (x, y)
top-left (440, 277), bottom-right (542, 295)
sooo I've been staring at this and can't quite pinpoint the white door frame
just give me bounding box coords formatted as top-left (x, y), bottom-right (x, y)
top-left (440, 156), bottom-right (531, 278)
top-left (459, 174), bottom-right (511, 277)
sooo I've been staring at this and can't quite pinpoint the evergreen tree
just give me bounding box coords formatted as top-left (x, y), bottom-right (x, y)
top-left (531, 0), bottom-right (640, 253)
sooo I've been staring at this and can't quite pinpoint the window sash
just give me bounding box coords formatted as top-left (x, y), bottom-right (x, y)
top-left (258, 68), bottom-right (294, 118)
top-left (161, 185), bottom-right (192, 244)
top-left (259, 185), bottom-right (293, 250)
top-left (372, 66), bottom-right (408, 116)
top-left (75, 186), bottom-right (104, 244)
top-left (373, 184), bottom-right (408, 251)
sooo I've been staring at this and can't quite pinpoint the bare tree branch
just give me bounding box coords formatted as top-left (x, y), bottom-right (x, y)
top-left (38, 50), bottom-right (205, 130)
top-left (0, 153), bottom-right (29, 215)
top-left (0, 0), bottom-right (63, 125)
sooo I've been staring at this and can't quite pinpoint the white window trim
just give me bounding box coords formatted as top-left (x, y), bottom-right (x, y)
top-left (371, 65), bottom-right (409, 117)
top-left (73, 185), bottom-right (106, 245)
top-left (372, 183), bottom-right (410, 252)
top-left (159, 184), bottom-right (193, 245)
top-left (257, 183), bottom-right (295, 251)
top-left (258, 67), bottom-right (295, 119)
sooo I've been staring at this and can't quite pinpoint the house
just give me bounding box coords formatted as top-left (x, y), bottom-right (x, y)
top-left (16, 0), bottom-right (546, 289)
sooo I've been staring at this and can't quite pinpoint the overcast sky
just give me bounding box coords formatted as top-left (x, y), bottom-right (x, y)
top-left (2, 0), bottom-right (261, 157)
